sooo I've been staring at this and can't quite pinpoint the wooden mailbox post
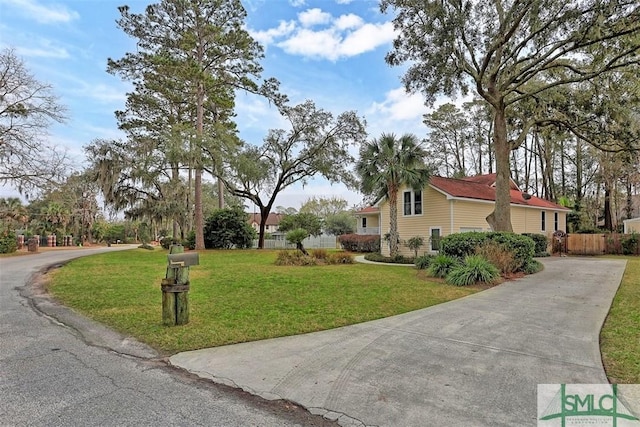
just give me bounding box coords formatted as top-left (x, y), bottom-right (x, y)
top-left (161, 244), bottom-right (199, 326)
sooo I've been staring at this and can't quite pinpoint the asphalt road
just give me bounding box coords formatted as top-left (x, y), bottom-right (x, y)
top-left (0, 247), bottom-right (334, 427)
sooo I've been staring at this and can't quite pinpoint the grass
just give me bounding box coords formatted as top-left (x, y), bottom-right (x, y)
top-left (600, 255), bottom-right (640, 383)
top-left (47, 249), bottom-right (480, 354)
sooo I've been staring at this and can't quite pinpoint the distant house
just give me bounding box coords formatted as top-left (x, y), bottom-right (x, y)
top-left (354, 206), bottom-right (380, 235)
top-left (247, 213), bottom-right (284, 234)
top-left (623, 217), bottom-right (640, 234)
top-left (361, 173), bottom-right (570, 257)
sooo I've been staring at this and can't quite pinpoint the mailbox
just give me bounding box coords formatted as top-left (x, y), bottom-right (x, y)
top-left (167, 253), bottom-right (199, 267)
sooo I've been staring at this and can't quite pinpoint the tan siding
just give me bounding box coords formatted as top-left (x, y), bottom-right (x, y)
top-left (450, 200), bottom-right (493, 232)
top-left (379, 183), bottom-right (569, 256)
top-left (365, 214), bottom-right (379, 228)
top-left (380, 185), bottom-right (451, 256)
top-left (625, 220), bottom-right (640, 233)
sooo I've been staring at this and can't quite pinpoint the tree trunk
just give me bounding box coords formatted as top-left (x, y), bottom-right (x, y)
top-left (296, 241), bottom-right (309, 256)
top-left (194, 168), bottom-right (205, 249)
top-left (217, 179), bottom-right (225, 209)
top-left (389, 188), bottom-right (399, 257)
top-left (194, 82), bottom-right (205, 251)
top-left (604, 179), bottom-right (613, 231)
top-left (486, 107), bottom-right (513, 232)
top-left (258, 206), bottom-right (270, 249)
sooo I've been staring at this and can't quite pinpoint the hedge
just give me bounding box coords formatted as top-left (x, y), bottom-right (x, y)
top-left (440, 231), bottom-right (535, 272)
top-left (338, 234), bottom-right (380, 253)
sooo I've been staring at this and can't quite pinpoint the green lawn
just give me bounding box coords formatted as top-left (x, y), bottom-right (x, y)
top-left (47, 249), bottom-right (480, 354)
top-left (600, 256), bottom-right (640, 383)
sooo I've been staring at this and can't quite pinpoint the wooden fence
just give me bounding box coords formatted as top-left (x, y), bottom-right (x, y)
top-left (566, 233), bottom-right (640, 255)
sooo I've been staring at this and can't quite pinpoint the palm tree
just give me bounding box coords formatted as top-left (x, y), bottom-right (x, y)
top-left (0, 197), bottom-right (29, 230)
top-left (356, 133), bottom-right (431, 257)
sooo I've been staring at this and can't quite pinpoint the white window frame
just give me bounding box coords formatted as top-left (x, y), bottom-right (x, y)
top-left (402, 190), bottom-right (423, 217)
top-left (429, 227), bottom-right (442, 252)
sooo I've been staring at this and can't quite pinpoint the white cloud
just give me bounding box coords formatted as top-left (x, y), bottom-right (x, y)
top-left (1, 0), bottom-right (79, 24)
top-left (278, 28), bottom-right (341, 60)
top-left (289, 0), bottom-right (306, 6)
top-left (250, 20), bottom-right (296, 46)
top-left (369, 87), bottom-right (427, 122)
top-left (253, 8), bottom-right (395, 61)
top-left (298, 8), bottom-right (332, 27)
top-left (339, 22), bottom-right (395, 57)
top-left (335, 0), bottom-right (354, 4)
top-left (334, 14), bottom-right (364, 30)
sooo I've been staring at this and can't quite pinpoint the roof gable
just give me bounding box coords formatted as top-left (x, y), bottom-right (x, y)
top-left (247, 213), bottom-right (284, 226)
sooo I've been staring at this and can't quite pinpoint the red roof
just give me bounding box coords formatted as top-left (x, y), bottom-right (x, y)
top-left (429, 175), bottom-right (569, 210)
top-left (355, 206), bottom-right (379, 214)
top-left (461, 173), bottom-right (520, 191)
top-left (247, 213), bottom-right (284, 226)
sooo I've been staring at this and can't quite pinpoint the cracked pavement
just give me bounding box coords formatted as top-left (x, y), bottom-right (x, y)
top-left (0, 247), bottom-right (335, 427)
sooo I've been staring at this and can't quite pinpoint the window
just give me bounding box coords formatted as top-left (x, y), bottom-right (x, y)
top-left (430, 228), bottom-right (441, 251)
top-left (362, 217), bottom-right (367, 228)
top-left (554, 212), bottom-right (559, 231)
top-left (403, 191), bottom-right (412, 216)
top-left (414, 191), bottom-right (422, 215)
top-left (541, 211), bottom-right (546, 232)
top-left (403, 190), bottom-right (423, 216)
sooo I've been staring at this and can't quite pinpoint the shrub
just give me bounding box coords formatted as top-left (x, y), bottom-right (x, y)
top-left (364, 253), bottom-right (415, 264)
top-left (0, 231), bottom-right (17, 254)
top-left (622, 233), bottom-right (639, 255)
top-left (275, 250), bottom-right (318, 266)
top-left (441, 232), bottom-right (535, 272)
top-left (184, 231), bottom-right (196, 250)
top-left (204, 208), bottom-right (257, 249)
top-left (160, 236), bottom-right (180, 250)
top-left (446, 255), bottom-right (500, 286)
top-left (522, 259), bottom-right (544, 274)
top-left (428, 254), bottom-right (459, 278)
top-left (405, 236), bottom-right (425, 257)
top-left (414, 254), bottom-right (435, 269)
top-left (338, 234), bottom-right (381, 253)
top-left (440, 232), bottom-right (489, 259)
top-left (475, 241), bottom-right (518, 274)
top-left (484, 233), bottom-right (535, 271)
top-left (311, 249), bottom-right (329, 260)
top-left (326, 252), bottom-right (354, 264)
top-left (522, 233), bottom-right (549, 256)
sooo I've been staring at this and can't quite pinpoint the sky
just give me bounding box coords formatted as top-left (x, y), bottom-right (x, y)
top-left (0, 0), bottom-right (442, 211)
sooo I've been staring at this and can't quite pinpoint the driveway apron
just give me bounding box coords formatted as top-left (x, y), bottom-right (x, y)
top-left (170, 257), bottom-right (628, 427)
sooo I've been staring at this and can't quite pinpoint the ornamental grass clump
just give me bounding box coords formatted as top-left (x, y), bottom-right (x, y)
top-left (428, 254), bottom-right (459, 278)
top-left (446, 255), bottom-right (500, 286)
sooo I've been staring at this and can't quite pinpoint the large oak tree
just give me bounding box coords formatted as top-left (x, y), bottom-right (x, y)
top-left (382, 0), bottom-right (640, 231)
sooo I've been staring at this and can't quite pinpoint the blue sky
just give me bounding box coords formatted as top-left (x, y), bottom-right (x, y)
top-left (0, 0), bottom-right (437, 210)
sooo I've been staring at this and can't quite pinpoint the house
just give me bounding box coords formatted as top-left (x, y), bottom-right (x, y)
top-left (247, 212), bottom-right (284, 234)
top-left (362, 174), bottom-right (570, 257)
top-left (354, 206), bottom-right (380, 235)
top-left (623, 217), bottom-right (640, 234)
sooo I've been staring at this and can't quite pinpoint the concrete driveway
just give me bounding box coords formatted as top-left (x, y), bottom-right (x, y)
top-left (170, 257), bottom-right (628, 427)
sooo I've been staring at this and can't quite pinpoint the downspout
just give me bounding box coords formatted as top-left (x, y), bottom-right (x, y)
top-left (450, 198), bottom-right (454, 235)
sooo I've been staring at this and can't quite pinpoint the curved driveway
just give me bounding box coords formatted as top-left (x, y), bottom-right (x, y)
top-left (0, 247), bottom-right (332, 427)
top-left (171, 257), bottom-right (628, 427)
